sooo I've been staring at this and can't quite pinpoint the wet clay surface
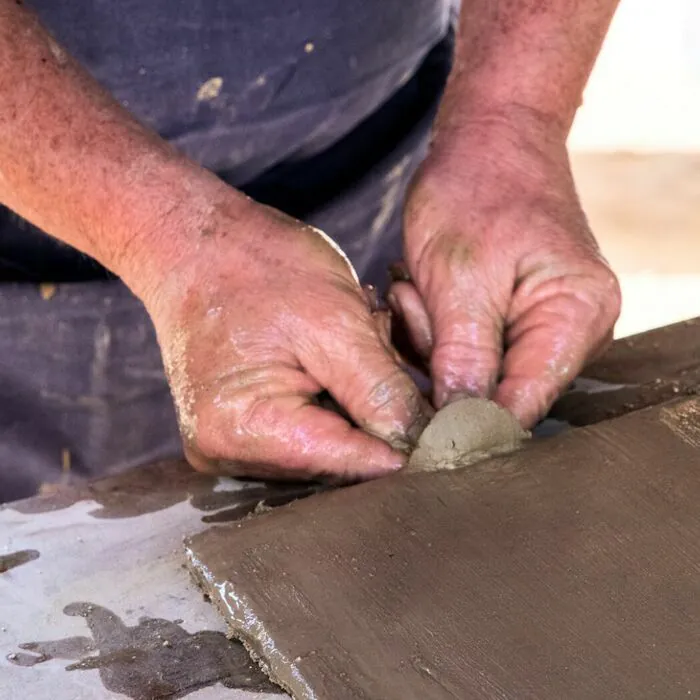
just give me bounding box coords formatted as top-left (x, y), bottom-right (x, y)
top-left (0, 549), bottom-right (39, 573)
top-left (187, 397), bottom-right (700, 700)
top-left (407, 398), bottom-right (528, 471)
top-left (553, 317), bottom-right (700, 425)
top-left (8, 602), bottom-right (278, 698)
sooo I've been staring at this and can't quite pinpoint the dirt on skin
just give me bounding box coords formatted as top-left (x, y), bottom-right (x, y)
top-left (407, 398), bottom-right (529, 472)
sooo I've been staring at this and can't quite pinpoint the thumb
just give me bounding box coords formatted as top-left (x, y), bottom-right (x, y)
top-left (494, 294), bottom-right (615, 428)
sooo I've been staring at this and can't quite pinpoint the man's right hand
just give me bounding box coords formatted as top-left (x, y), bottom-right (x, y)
top-left (136, 193), bottom-right (430, 481)
top-left (0, 2), bottom-right (429, 480)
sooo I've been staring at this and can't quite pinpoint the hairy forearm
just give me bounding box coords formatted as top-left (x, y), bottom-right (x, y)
top-left (0, 1), bottom-right (237, 293)
top-left (437, 0), bottom-right (620, 140)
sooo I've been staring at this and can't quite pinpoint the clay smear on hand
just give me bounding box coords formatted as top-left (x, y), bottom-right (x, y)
top-left (407, 398), bottom-right (529, 472)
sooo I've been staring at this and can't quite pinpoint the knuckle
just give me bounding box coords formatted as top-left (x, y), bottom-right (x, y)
top-left (361, 366), bottom-right (415, 415)
top-left (433, 335), bottom-right (499, 367)
top-left (185, 362), bottom-right (311, 462)
top-left (419, 232), bottom-right (479, 287)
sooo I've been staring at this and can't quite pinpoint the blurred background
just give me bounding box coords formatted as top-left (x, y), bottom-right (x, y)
top-left (568, 0), bottom-right (700, 337)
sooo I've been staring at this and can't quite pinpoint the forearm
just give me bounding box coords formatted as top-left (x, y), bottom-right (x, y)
top-left (437, 0), bottom-right (620, 141)
top-left (0, 1), bottom-right (238, 294)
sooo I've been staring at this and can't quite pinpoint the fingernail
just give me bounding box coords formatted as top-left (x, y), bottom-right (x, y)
top-left (381, 430), bottom-right (411, 453)
top-left (389, 262), bottom-right (411, 283)
top-left (383, 396), bottom-right (433, 453)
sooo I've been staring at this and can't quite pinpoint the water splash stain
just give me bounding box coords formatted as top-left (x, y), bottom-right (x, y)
top-left (9, 636), bottom-right (95, 667)
top-left (9, 602), bottom-right (279, 698)
top-left (0, 549), bottom-right (39, 573)
top-left (192, 482), bottom-right (321, 524)
top-left (8, 459), bottom-right (318, 521)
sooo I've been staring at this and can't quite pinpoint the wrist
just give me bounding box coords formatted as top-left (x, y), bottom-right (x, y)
top-left (102, 159), bottom-right (252, 304)
top-left (424, 102), bottom-right (575, 203)
top-left (432, 99), bottom-right (570, 160)
top-left (440, 0), bottom-right (618, 146)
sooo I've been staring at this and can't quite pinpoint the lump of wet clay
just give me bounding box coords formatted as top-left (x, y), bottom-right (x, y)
top-left (407, 398), bottom-right (529, 472)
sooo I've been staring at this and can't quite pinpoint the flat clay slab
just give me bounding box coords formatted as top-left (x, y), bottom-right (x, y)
top-left (553, 317), bottom-right (700, 425)
top-left (186, 397), bottom-right (700, 700)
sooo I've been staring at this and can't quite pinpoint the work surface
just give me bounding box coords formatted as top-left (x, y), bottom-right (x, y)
top-left (3, 318), bottom-right (700, 700)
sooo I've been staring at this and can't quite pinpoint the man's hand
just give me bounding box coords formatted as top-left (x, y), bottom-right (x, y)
top-left (387, 0), bottom-right (622, 428)
top-left (139, 194), bottom-right (429, 481)
top-left (392, 115), bottom-right (620, 428)
top-left (0, 3), bottom-right (429, 480)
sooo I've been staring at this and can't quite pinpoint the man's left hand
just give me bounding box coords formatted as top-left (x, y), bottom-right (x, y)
top-left (392, 114), bottom-right (621, 428)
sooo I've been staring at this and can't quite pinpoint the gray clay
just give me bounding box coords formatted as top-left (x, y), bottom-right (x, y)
top-left (407, 398), bottom-right (529, 472)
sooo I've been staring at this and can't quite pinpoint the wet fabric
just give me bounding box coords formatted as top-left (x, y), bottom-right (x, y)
top-left (0, 2), bottom-right (455, 501)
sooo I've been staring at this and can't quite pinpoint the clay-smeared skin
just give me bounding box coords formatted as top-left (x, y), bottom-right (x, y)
top-left (149, 201), bottom-right (431, 481)
top-left (393, 0), bottom-right (621, 429)
top-left (188, 397), bottom-right (700, 700)
top-left (407, 398), bottom-right (529, 472)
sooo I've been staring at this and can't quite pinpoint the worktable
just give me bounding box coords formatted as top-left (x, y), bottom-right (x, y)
top-left (3, 318), bottom-right (700, 700)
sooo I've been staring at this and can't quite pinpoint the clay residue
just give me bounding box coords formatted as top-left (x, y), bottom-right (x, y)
top-left (407, 398), bottom-right (529, 472)
top-left (161, 327), bottom-right (196, 442)
top-left (660, 398), bottom-right (700, 448)
top-left (196, 76), bottom-right (224, 102)
top-left (187, 556), bottom-right (304, 699)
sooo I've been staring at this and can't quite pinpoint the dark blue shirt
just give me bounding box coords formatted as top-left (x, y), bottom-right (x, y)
top-left (1, 1), bottom-right (453, 280)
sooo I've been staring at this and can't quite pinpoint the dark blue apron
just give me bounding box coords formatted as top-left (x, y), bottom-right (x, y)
top-left (0, 0), bottom-right (454, 501)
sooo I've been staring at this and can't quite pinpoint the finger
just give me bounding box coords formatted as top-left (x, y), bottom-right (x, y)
top-left (188, 392), bottom-right (409, 481)
top-left (388, 280), bottom-right (433, 360)
top-left (409, 232), bottom-right (513, 409)
top-left (305, 319), bottom-right (433, 451)
top-left (493, 295), bottom-right (611, 428)
top-left (587, 327), bottom-right (615, 365)
top-left (424, 260), bottom-right (505, 409)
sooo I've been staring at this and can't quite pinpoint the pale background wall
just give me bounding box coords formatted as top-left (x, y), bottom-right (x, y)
top-left (566, 0), bottom-right (700, 337)
top-left (570, 0), bottom-right (700, 152)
